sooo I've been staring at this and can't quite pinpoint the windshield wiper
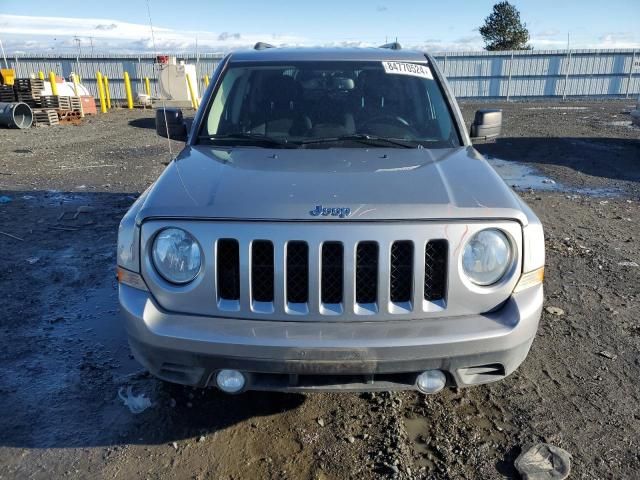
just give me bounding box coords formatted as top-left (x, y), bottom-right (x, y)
top-left (198, 133), bottom-right (297, 148)
top-left (299, 134), bottom-right (416, 149)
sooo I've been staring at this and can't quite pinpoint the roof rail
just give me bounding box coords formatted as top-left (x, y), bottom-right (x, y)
top-left (379, 42), bottom-right (402, 50)
top-left (254, 42), bottom-right (275, 50)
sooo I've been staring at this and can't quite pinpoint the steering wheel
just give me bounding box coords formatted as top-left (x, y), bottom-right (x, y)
top-left (360, 114), bottom-right (417, 136)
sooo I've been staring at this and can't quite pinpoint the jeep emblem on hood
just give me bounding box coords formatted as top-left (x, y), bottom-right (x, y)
top-left (309, 205), bottom-right (351, 218)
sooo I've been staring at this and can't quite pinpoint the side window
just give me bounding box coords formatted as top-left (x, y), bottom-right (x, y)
top-left (424, 79), bottom-right (453, 141)
top-left (206, 68), bottom-right (243, 135)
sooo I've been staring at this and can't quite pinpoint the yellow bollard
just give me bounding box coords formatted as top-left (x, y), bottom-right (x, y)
top-left (71, 73), bottom-right (80, 97)
top-left (123, 71), bottom-right (134, 110)
top-left (144, 77), bottom-right (151, 98)
top-left (185, 73), bottom-right (198, 109)
top-left (203, 75), bottom-right (209, 87)
top-left (104, 76), bottom-right (112, 110)
top-left (38, 71), bottom-right (45, 80)
top-left (96, 71), bottom-right (107, 114)
top-left (49, 71), bottom-right (59, 96)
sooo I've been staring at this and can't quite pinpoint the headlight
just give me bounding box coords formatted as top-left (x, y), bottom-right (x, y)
top-left (462, 229), bottom-right (512, 286)
top-left (152, 228), bottom-right (202, 284)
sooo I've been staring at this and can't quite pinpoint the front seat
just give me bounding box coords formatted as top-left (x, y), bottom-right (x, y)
top-left (251, 75), bottom-right (311, 137)
top-left (355, 70), bottom-right (409, 137)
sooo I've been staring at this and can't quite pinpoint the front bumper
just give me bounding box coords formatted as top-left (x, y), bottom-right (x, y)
top-left (120, 284), bottom-right (542, 392)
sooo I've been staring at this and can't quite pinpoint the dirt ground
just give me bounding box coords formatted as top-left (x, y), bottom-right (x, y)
top-left (0, 99), bottom-right (638, 479)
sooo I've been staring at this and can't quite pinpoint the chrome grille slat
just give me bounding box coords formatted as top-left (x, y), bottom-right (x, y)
top-left (343, 242), bottom-right (357, 315)
top-left (412, 240), bottom-right (426, 313)
top-left (377, 240), bottom-right (392, 314)
top-left (272, 240), bottom-right (286, 314)
top-left (307, 240), bottom-right (322, 314)
top-left (238, 239), bottom-right (252, 311)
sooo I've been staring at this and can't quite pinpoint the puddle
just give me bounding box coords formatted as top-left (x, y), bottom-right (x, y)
top-left (46, 280), bottom-right (138, 377)
top-left (525, 106), bottom-right (589, 111)
top-left (404, 417), bottom-right (438, 470)
top-left (606, 120), bottom-right (636, 128)
top-left (30, 243), bottom-right (138, 378)
top-left (45, 190), bottom-right (98, 205)
top-left (488, 158), bottom-right (559, 191)
top-left (0, 241), bottom-right (142, 448)
top-left (486, 156), bottom-right (620, 197)
top-left (403, 390), bottom-right (516, 473)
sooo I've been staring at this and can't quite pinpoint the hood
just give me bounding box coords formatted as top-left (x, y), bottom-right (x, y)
top-left (137, 145), bottom-right (528, 224)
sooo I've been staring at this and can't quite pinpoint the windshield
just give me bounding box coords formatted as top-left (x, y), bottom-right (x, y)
top-left (199, 60), bottom-right (461, 148)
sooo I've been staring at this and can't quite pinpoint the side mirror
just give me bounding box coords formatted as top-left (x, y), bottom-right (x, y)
top-left (155, 107), bottom-right (187, 141)
top-left (470, 109), bottom-right (502, 143)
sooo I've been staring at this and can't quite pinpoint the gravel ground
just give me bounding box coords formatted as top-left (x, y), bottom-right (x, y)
top-left (0, 100), bottom-right (638, 479)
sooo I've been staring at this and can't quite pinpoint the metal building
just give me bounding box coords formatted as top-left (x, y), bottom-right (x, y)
top-left (5, 49), bottom-right (639, 100)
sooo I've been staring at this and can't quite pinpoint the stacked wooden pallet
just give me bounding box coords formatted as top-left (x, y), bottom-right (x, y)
top-left (14, 78), bottom-right (44, 108)
top-left (57, 96), bottom-right (82, 113)
top-left (41, 95), bottom-right (83, 112)
top-left (0, 85), bottom-right (16, 102)
top-left (40, 95), bottom-right (59, 109)
top-left (33, 109), bottom-right (59, 126)
top-left (71, 96), bottom-right (82, 112)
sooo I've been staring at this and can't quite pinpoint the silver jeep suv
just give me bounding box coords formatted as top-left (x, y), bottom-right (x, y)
top-left (117, 44), bottom-right (545, 394)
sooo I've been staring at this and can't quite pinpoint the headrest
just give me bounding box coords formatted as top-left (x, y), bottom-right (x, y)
top-left (264, 75), bottom-right (303, 107)
top-left (357, 70), bottom-right (404, 103)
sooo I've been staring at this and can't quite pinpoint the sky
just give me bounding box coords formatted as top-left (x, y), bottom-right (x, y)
top-left (1, 0), bottom-right (639, 55)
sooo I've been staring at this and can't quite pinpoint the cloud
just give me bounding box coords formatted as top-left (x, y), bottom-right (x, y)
top-left (218, 32), bottom-right (241, 41)
top-left (0, 14), bottom-right (302, 54)
top-left (535, 29), bottom-right (561, 39)
top-left (408, 35), bottom-right (485, 52)
top-left (528, 31), bottom-right (640, 50)
top-left (596, 33), bottom-right (640, 49)
top-left (376, 5), bottom-right (388, 12)
top-left (2, 14), bottom-right (638, 55)
top-left (530, 38), bottom-right (567, 49)
top-left (95, 23), bottom-right (117, 31)
top-left (4, 13), bottom-right (482, 54)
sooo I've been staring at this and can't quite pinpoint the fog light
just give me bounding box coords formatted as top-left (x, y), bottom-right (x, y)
top-left (215, 369), bottom-right (246, 393)
top-left (416, 370), bottom-right (446, 394)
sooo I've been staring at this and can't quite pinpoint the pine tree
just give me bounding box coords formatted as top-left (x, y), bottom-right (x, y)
top-left (479, 1), bottom-right (531, 51)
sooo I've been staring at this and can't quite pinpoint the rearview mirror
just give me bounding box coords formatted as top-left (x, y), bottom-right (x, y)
top-left (155, 107), bottom-right (188, 141)
top-left (470, 109), bottom-right (502, 143)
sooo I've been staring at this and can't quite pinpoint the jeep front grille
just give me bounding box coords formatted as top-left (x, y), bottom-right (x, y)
top-left (214, 238), bottom-right (448, 316)
top-left (142, 221), bottom-right (523, 321)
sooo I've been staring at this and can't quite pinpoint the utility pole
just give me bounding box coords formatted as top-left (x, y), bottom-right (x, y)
top-left (73, 36), bottom-right (82, 77)
top-left (0, 37), bottom-right (8, 69)
top-left (562, 32), bottom-right (572, 100)
top-left (89, 36), bottom-right (94, 56)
